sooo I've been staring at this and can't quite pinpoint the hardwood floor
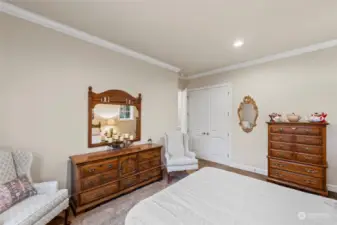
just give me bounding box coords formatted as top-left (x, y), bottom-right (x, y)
top-left (198, 158), bottom-right (337, 200)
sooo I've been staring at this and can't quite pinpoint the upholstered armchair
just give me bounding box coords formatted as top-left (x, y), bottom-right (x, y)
top-left (164, 131), bottom-right (198, 182)
top-left (0, 149), bottom-right (69, 225)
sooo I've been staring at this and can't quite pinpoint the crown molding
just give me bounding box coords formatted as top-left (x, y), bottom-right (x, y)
top-left (0, 1), bottom-right (181, 73)
top-left (187, 39), bottom-right (337, 80)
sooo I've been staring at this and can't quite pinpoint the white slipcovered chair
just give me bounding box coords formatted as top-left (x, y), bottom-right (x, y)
top-left (0, 149), bottom-right (69, 225)
top-left (164, 131), bottom-right (198, 182)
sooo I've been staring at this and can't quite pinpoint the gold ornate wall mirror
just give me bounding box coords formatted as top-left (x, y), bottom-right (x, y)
top-left (238, 95), bottom-right (258, 133)
top-left (88, 87), bottom-right (141, 148)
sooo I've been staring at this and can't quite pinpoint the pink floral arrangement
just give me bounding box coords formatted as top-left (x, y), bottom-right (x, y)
top-left (310, 112), bottom-right (328, 123)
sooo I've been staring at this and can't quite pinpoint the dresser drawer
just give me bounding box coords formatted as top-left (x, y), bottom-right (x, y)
top-left (270, 149), bottom-right (294, 160)
top-left (295, 153), bottom-right (322, 165)
top-left (270, 142), bottom-right (293, 151)
top-left (120, 175), bottom-right (138, 190)
top-left (270, 134), bottom-right (293, 143)
top-left (294, 127), bottom-right (321, 136)
top-left (269, 159), bottom-right (323, 178)
top-left (138, 149), bottom-right (161, 162)
top-left (270, 126), bottom-right (295, 134)
top-left (79, 182), bottom-right (119, 205)
top-left (139, 157), bottom-right (161, 171)
top-left (80, 158), bottom-right (118, 178)
top-left (139, 168), bottom-right (162, 183)
top-left (295, 144), bottom-right (322, 155)
top-left (270, 168), bottom-right (323, 190)
top-left (81, 170), bottom-right (119, 191)
top-left (295, 136), bottom-right (322, 145)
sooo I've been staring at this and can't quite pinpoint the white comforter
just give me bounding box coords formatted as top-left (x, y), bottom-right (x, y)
top-left (126, 167), bottom-right (337, 225)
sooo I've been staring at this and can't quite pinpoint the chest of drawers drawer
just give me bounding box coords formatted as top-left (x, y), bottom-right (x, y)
top-left (270, 134), bottom-right (322, 146)
top-left (81, 170), bottom-right (119, 191)
top-left (270, 149), bottom-right (294, 160)
top-left (270, 168), bottom-right (323, 190)
top-left (295, 153), bottom-right (322, 165)
top-left (295, 136), bottom-right (322, 145)
top-left (294, 144), bottom-right (322, 155)
top-left (139, 168), bottom-right (162, 183)
top-left (269, 159), bottom-right (323, 178)
top-left (79, 182), bottom-right (119, 205)
top-left (139, 157), bottom-right (161, 171)
top-left (120, 175), bottom-right (138, 190)
top-left (80, 158), bottom-right (118, 178)
top-left (270, 126), bottom-right (321, 136)
top-left (138, 149), bottom-right (161, 162)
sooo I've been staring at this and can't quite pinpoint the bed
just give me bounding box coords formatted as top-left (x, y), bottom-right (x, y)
top-left (126, 167), bottom-right (337, 225)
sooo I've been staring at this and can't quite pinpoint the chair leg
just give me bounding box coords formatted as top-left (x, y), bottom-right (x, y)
top-left (64, 207), bottom-right (70, 225)
top-left (167, 172), bottom-right (172, 184)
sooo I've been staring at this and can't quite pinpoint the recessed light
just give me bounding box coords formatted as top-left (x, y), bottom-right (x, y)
top-left (233, 39), bottom-right (244, 48)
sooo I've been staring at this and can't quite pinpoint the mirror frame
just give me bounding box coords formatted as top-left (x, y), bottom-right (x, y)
top-left (88, 86), bottom-right (142, 148)
top-left (237, 95), bottom-right (259, 133)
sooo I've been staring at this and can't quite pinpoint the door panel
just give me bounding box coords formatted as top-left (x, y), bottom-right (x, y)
top-left (188, 89), bottom-right (209, 156)
top-left (209, 86), bottom-right (230, 164)
top-left (188, 86), bottom-right (231, 165)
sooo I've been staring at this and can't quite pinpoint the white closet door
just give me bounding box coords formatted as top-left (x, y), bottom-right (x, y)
top-left (207, 86), bottom-right (230, 165)
top-left (188, 89), bottom-right (209, 157)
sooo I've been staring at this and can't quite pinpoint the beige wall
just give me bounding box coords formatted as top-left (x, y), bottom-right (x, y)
top-left (187, 47), bottom-right (337, 187)
top-left (0, 14), bottom-right (178, 188)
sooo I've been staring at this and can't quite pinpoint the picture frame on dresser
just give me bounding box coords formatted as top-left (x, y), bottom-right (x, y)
top-left (267, 122), bottom-right (328, 196)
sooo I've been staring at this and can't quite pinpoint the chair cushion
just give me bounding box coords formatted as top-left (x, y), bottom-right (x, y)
top-left (0, 189), bottom-right (68, 225)
top-left (0, 175), bottom-right (37, 213)
top-left (167, 156), bottom-right (198, 166)
top-left (166, 132), bottom-right (185, 158)
top-left (0, 151), bottom-right (17, 184)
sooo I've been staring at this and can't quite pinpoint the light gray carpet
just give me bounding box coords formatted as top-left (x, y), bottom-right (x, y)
top-left (72, 174), bottom-right (186, 225)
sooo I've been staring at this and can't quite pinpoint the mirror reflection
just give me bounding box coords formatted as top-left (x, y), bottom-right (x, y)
top-left (238, 96), bottom-right (258, 133)
top-left (91, 104), bottom-right (139, 144)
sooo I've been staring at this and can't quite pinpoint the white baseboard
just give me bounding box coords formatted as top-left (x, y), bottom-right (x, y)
top-left (230, 162), bottom-right (337, 193)
top-left (230, 163), bottom-right (268, 176)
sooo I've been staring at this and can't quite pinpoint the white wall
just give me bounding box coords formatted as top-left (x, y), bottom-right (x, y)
top-left (187, 47), bottom-right (337, 188)
top-left (0, 14), bottom-right (178, 188)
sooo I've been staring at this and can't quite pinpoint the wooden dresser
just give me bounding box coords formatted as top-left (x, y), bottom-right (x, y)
top-left (70, 144), bottom-right (163, 215)
top-left (267, 122), bottom-right (328, 196)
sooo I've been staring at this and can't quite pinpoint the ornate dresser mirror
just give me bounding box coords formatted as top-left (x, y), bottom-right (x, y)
top-left (237, 95), bottom-right (258, 133)
top-left (88, 86), bottom-right (141, 148)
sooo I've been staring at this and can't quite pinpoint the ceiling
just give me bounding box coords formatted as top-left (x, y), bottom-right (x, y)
top-left (8, 0), bottom-right (337, 76)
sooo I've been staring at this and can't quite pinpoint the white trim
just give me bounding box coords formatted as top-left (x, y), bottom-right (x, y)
top-left (0, 1), bottom-right (181, 73)
top-left (230, 163), bottom-right (268, 176)
top-left (327, 184), bottom-right (337, 193)
top-left (231, 162), bottom-right (337, 192)
top-left (187, 39), bottom-right (337, 79)
top-left (187, 82), bottom-right (232, 92)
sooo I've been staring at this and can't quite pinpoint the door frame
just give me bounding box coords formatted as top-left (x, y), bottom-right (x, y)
top-left (187, 82), bottom-right (232, 165)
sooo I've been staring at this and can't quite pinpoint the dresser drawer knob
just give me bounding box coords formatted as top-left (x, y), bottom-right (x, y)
top-left (305, 147), bottom-right (310, 151)
top-left (279, 128), bottom-right (283, 132)
top-left (274, 172), bottom-right (283, 177)
top-left (108, 164), bottom-right (113, 168)
top-left (273, 163), bottom-right (284, 167)
top-left (291, 127), bottom-right (297, 130)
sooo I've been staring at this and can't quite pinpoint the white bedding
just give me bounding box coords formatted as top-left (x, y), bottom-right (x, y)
top-left (126, 167), bottom-right (337, 225)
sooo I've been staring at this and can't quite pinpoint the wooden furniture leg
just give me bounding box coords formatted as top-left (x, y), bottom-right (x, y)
top-left (64, 207), bottom-right (70, 225)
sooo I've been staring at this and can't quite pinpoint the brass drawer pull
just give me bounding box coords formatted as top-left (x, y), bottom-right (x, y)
top-left (272, 163), bottom-right (284, 167)
top-left (88, 168), bottom-right (96, 173)
top-left (292, 127), bottom-right (297, 130)
top-left (303, 155), bottom-right (313, 160)
top-left (304, 179), bottom-right (316, 185)
top-left (279, 128), bottom-right (283, 132)
top-left (108, 164), bottom-right (113, 168)
top-left (274, 172), bottom-right (283, 177)
top-left (305, 147), bottom-right (310, 151)
top-left (304, 168), bottom-right (317, 174)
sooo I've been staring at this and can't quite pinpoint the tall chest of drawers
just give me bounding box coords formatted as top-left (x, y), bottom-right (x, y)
top-left (70, 144), bottom-right (163, 215)
top-left (267, 122), bottom-right (328, 196)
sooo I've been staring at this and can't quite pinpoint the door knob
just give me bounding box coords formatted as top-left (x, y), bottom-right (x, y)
top-left (202, 132), bottom-right (206, 135)
top-left (206, 132), bottom-right (209, 135)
